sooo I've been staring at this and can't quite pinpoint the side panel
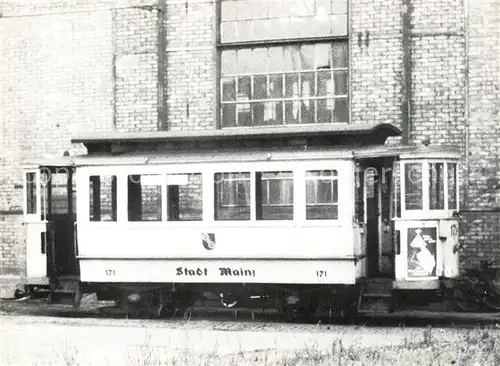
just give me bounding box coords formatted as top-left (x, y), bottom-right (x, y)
top-left (394, 220), bottom-right (440, 281)
top-left (25, 222), bottom-right (48, 282)
top-left (77, 225), bottom-right (355, 259)
top-left (79, 259), bottom-right (357, 284)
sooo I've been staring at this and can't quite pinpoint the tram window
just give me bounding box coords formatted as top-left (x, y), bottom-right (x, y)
top-left (448, 163), bottom-right (457, 210)
top-left (404, 163), bottom-right (423, 210)
top-left (305, 170), bottom-right (338, 220)
top-left (214, 172), bottom-right (250, 220)
top-left (256, 171), bottom-right (293, 220)
top-left (167, 173), bottom-right (203, 221)
top-left (26, 172), bottom-right (37, 215)
top-left (429, 163), bottom-right (445, 210)
top-left (89, 175), bottom-right (117, 221)
top-left (50, 172), bottom-right (69, 214)
top-left (128, 175), bottom-right (162, 222)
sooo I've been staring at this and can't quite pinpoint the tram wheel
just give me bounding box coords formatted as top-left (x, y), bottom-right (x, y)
top-left (482, 293), bottom-right (500, 311)
top-left (453, 287), bottom-right (482, 312)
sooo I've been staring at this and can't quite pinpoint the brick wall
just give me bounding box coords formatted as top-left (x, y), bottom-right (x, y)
top-left (1, 0), bottom-right (499, 288)
top-left (0, 0), bottom-right (166, 289)
top-left (460, 0), bottom-right (500, 267)
top-left (350, 0), bottom-right (404, 128)
top-left (165, 0), bottom-right (215, 131)
top-left (0, 1), bottom-right (114, 284)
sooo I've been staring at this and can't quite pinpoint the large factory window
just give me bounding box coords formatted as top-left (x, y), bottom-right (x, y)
top-left (167, 173), bottom-right (203, 221)
top-left (220, 0), bottom-right (348, 43)
top-left (89, 175), bottom-right (117, 221)
top-left (404, 163), bottom-right (423, 210)
top-left (221, 42), bottom-right (348, 127)
top-left (305, 170), bottom-right (338, 220)
top-left (127, 175), bottom-right (162, 222)
top-left (256, 171), bottom-right (294, 220)
top-left (214, 172), bottom-right (251, 220)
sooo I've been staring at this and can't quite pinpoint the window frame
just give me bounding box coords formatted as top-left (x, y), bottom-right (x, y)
top-left (77, 160), bottom-right (353, 226)
top-left (400, 159), bottom-right (459, 219)
top-left (216, 0), bottom-right (350, 129)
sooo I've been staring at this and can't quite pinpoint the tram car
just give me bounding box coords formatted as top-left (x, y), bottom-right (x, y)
top-left (21, 123), bottom-right (462, 317)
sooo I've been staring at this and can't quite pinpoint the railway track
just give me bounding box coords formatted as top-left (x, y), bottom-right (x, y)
top-left (2, 296), bottom-right (500, 328)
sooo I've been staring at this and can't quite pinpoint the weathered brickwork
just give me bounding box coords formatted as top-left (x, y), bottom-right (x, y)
top-left (115, 3), bottom-right (162, 132)
top-left (165, 0), bottom-right (215, 131)
top-left (466, 0), bottom-right (500, 209)
top-left (0, 3), bottom-right (114, 284)
top-left (460, 0), bottom-right (500, 267)
top-left (350, 0), bottom-right (404, 128)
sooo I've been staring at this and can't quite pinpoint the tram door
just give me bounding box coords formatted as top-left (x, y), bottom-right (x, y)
top-left (43, 166), bottom-right (78, 276)
top-left (24, 170), bottom-right (48, 283)
top-left (358, 159), bottom-right (395, 278)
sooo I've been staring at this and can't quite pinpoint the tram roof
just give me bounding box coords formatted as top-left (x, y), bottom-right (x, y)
top-left (72, 123), bottom-right (401, 152)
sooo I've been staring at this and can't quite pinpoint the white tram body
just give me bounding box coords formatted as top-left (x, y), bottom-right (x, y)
top-left (75, 151), bottom-right (359, 285)
top-left (20, 124), bottom-right (463, 314)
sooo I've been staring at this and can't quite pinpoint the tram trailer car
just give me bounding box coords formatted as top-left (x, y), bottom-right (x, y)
top-left (21, 124), bottom-right (462, 317)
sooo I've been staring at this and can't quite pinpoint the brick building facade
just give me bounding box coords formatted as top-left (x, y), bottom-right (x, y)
top-left (0, 0), bottom-right (499, 296)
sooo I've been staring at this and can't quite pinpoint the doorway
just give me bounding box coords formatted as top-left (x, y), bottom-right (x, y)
top-left (358, 159), bottom-right (395, 278)
top-left (42, 166), bottom-right (78, 276)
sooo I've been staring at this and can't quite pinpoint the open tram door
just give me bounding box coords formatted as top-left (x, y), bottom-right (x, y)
top-left (355, 157), bottom-right (396, 278)
top-left (22, 158), bottom-right (77, 293)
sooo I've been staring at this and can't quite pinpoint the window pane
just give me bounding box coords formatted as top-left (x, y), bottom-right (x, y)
top-left (317, 70), bottom-right (332, 96)
top-left (301, 99), bottom-right (315, 124)
top-left (317, 98), bottom-right (332, 123)
top-left (306, 170), bottom-right (338, 219)
top-left (285, 73), bottom-right (299, 97)
top-left (252, 101), bottom-right (265, 126)
top-left (51, 172), bottom-right (69, 214)
top-left (90, 175), bottom-right (117, 221)
top-left (331, 41), bottom-right (348, 68)
top-left (215, 172), bottom-right (250, 220)
top-left (222, 104), bottom-right (236, 127)
top-left (269, 74), bottom-right (283, 98)
top-left (167, 173), bottom-right (202, 221)
top-left (429, 163), bottom-right (445, 210)
top-left (26, 172), bottom-right (37, 215)
top-left (237, 76), bottom-right (251, 126)
top-left (263, 101), bottom-right (283, 125)
top-left (301, 72), bottom-right (315, 98)
top-left (256, 171), bottom-right (293, 220)
top-left (333, 70), bottom-right (348, 95)
top-left (222, 78), bottom-right (236, 101)
top-left (405, 163), bottom-right (423, 210)
top-left (128, 175), bottom-right (162, 222)
top-left (221, 49), bottom-right (237, 74)
top-left (253, 75), bottom-right (267, 99)
top-left (333, 98), bottom-right (348, 123)
top-left (448, 163), bottom-right (457, 210)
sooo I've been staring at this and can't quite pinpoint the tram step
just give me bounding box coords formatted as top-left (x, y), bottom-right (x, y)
top-left (357, 295), bottom-right (393, 313)
top-left (362, 279), bottom-right (393, 295)
top-left (48, 290), bottom-right (77, 305)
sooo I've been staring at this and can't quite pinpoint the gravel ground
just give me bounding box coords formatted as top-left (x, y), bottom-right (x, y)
top-left (1, 297), bottom-right (500, 365)
top-left (0, 313), bottom-right (469, 366)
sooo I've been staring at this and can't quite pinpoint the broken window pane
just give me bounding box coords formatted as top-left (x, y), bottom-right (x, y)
top-left (167, 173), bottom-right (203, 221)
